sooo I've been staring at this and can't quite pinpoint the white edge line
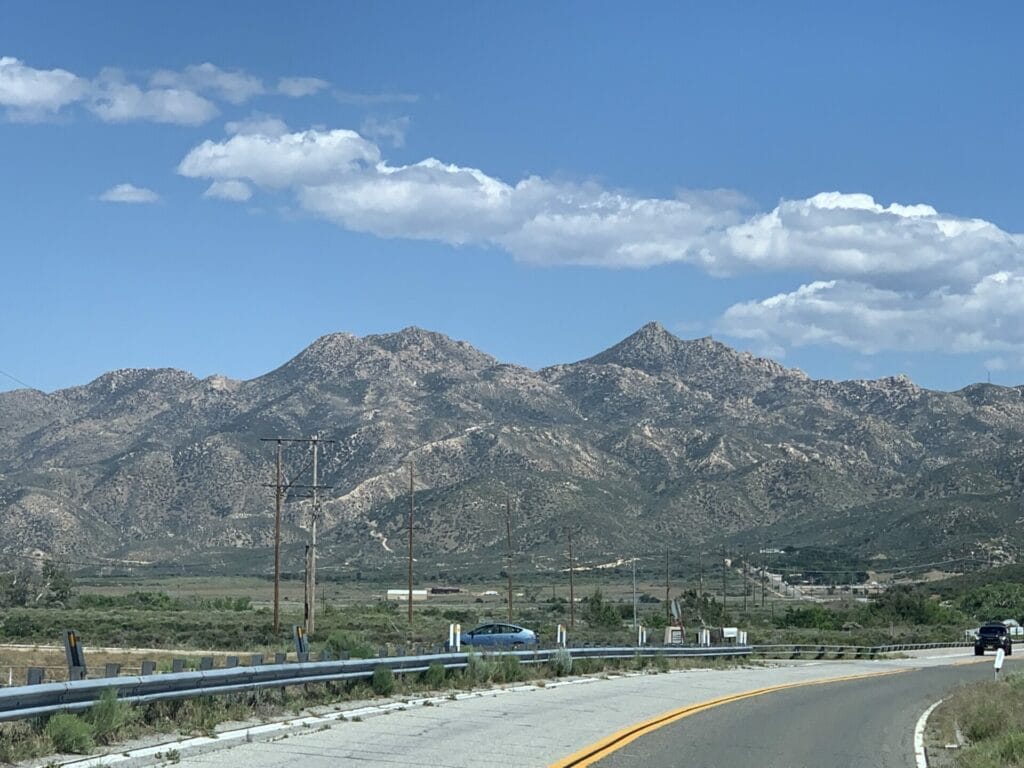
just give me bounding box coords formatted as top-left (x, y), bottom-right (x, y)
top-left (914, 698), bottom-right (943, 768)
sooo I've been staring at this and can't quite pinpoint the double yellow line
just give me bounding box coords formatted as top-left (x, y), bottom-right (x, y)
top-left (549, 669), bottom-right (908, 767)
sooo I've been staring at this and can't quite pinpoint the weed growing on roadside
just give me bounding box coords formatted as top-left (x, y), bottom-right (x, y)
top-left (371, 665), bottom-right (395, 696)
top-left (45, 713), bottom-right (95, 754)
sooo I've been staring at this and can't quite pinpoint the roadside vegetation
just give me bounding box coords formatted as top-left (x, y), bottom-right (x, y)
top-left (929, 674), bottom-right (1024, 768)
top-left (2, 570), bottom-right (1016, 661)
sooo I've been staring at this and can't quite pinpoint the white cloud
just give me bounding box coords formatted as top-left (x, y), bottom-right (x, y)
top-left (150, 63), bottom-right (264, 104)
top-left (360, 115), bottom-right (409, 147)
top-left (711, 192), bottom-right (1022, 291)
top-left (176, 126), bottom-right (1024, 356)
top-left (99, 183), bottom-right (160, 203)
top-left (178, 129), bottom-right (380, 188)
top-left (0, 56), bottom-right (330, 125)
top-left (0, 56), bottom-right (88, 118)
top-left (719, 273), bottom-right (1024, 355)
top-left (203, 180), bottom-right (252, 201)
top-left (277, 77), bottom-right (329, 97)
top-left (88, 74), bottom-right (218, 125)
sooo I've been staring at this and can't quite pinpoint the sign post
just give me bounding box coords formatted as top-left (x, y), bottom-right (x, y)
top-left (63, 630), bottom-right (86, 681)
top-left (293, 625), bottom-right (310, 662)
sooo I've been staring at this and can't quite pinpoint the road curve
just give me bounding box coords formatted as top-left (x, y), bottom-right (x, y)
top-left (152, 652), bottom-right (994, 768)
top-left (590, 662), bottom-right (991, 768)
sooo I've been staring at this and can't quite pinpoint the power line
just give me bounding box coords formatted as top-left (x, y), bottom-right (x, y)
top-left (0, 368), bottom-right (35, 390)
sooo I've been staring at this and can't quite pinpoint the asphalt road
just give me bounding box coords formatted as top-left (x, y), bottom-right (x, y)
top-left (594, 662), bottom-right (992, 768)
top-left (151, 652), bottom-right (995, 768)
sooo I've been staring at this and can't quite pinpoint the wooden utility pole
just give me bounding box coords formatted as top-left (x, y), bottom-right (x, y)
top-left (261, 436), bottom-right (334, 638)
top-left (308, 435), bottom-right (319, 636)
top-left (698, 551), bottom-right (704, 599)
top-left (273, 441), bottom-right (282, 633)
top-left (632, 555), bottom-right (638, 628)
top-left (741, 545), bottom-right (747, 613)
top-left (721, 546), bottom-right (727, 610)
top-left (505, 492), bottom-right (514, 622)
top-left (408, 462), bottom-right (415, 625)
top-left (664, 549), bottom-right (671, 618)
top-left (567, 529), bottom-right (575, 628)
top-left (761, 544), bottom-right (767, 608)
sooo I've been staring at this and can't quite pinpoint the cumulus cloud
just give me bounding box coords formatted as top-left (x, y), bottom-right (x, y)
top-left (176, 125), bottom-right (1024, 356)
top-left (203, 180), bottom-right (252, 201)
top-left (178, 129), bottom-right (380, 188)
top-left (0, 56), bottom-right (331, 124)
top-left (99, 183), bottom-right (160, 203)
top-left (88, 72), bottom-right (218, 125)
top-left (711, 192), bottom-right (1022, 291)
top-left (0, 56), bottom-right (87, 118)
top-left (719, 273), bottom-right (1024, 355)
top-left (277, 77), bottom-right (329, 97)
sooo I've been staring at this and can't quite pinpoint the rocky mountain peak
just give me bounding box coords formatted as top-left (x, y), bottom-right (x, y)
top-left (265, 327), bottom-right (497, 384)
top-left (582, 321), bottom-right (684, 371)
top-left (364, 326), bottom-right (498, 371)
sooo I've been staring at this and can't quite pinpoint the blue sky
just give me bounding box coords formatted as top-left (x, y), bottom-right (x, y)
top-left (3, 2), bottom-right (1023, 393)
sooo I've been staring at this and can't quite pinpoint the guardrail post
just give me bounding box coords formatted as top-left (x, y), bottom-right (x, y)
top-left (200, 657), bottom-right (214, 671)
top-left (172, 658), bottom-right (186, 673)
top-left (226, 656), bottom-right (239, 668)
top-left (26, 667), bottom-right (44, 685)
top-left (249, 654), bottom-right (264, 667)
top-left (140, 661), bottom-right (156, 676)
top-left (104, 663), bottom-right (121, 678)
top-left (275, 652), bottom-right (287, 664)
top-left (63, 629), bottom-right (87, 681)
top-left (293, 625), bottom-right (310, 663)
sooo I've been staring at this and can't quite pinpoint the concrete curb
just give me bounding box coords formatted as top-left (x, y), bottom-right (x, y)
top-left (914, 698), bottom-right (943, 768)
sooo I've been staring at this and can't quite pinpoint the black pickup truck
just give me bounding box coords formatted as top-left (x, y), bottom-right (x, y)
top-left (974, 623), bottom-right (1013, 656)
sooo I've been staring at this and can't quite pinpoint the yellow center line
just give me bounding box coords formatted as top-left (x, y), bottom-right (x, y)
top-left (549, 668), bottom-right (909, 768)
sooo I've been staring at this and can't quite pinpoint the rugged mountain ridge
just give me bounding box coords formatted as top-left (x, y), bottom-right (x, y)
top-left (2, 322), bottom-right (1022, 569)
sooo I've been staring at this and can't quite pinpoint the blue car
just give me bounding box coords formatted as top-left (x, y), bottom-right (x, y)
top-left (460, 622), bottom-right (539, 648)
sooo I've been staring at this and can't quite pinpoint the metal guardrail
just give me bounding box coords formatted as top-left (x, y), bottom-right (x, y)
top-left (0, 641), bottom-right (970, 723)
top-left (0, 645), bottom-right (751, 722)
top-left (750, 641), bottom-right (971, 659)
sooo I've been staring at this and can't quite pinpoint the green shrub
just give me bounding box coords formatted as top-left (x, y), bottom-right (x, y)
top-left (653, 654), bottom-right (670, 673)
top-left (464, 653), bottom-right (496, 686)
top-left (423, 661), bottom-right (446, 689)
top-left (550, 648), bottom-right (573, 677)
top-left (45, 713), bottom-right (95, 754)
top-left (325, 631), bottom-right (375, 659)
top-left (582, 590), bottom-right (622, 628)
top-left (371, 665), bottom-right (394, 696)
top-left (496, 654), bottom-right (522, 683)
top-left (86, 688), bottom-right (137, 745)
top-left (573, 657), bottom-right (595, 675)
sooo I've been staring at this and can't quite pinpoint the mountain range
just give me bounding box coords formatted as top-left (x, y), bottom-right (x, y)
top-left (2, 322), bottom-right (1022, 574)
